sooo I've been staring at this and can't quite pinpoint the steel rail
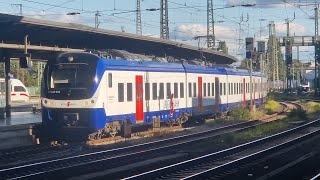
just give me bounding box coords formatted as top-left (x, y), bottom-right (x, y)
top-left (123, 118), bottom-right (320, 180)
top-left (311, 172), bottom-right (320, 180)
top-left (0, 120), bottom-right (263, 178)
top-left (0, 102), bottom-right (291, 179)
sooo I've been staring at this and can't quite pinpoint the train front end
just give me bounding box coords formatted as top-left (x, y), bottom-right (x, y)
top-left (38, 52), bottom-right (105, 141)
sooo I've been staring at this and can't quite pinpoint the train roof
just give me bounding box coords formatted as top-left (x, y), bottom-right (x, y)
top-left (224, 67), bottom-right (249, 76)
top-left (98, 57), bottom-right (262, 77)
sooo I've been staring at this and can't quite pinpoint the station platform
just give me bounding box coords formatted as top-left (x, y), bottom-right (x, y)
top-left (0, 111), bottom-right (41, 127)
top-left (0, 112), bottom-right (41, 150)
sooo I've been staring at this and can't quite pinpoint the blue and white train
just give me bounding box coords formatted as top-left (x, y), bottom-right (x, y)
top-left (40, 52), bottom-right (267, 140)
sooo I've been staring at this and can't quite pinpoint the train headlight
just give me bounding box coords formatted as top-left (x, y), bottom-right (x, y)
top-left (49, 101), bottom-right (55, 106)
top-left (91, 99), bottom-right (95, 104)
top-left (44, 100), bottom-right (47, 104)
top-left (68, 56), bottom-right (74, 62)
top-left (84, 101), bottom-right (89, 106)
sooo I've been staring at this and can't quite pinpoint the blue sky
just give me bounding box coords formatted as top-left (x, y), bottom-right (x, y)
top-left (0, 0), bottom-right (319, 64)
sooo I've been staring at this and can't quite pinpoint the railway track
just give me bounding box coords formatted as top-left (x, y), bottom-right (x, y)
top-left (0, 101), bottom-right (297, 179)
top-left (123, 119), bottom-right (320, 180)
top-left (0, 101), bottom-right (289, 167)
top-left (311, 172), bottom-right (320, 180)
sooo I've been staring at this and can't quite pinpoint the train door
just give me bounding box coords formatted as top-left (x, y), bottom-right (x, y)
top-left (135, 75), bottom-right (144, 124)
top-left (215, 77), bottom-right (220, 112)
top-left (243, 78), bottom-right (246, 107)
top-left (198, 77), bottom-right (203, 112)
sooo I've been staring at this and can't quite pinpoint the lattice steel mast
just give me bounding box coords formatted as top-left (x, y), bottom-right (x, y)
top-left (315, 6), bottom-right (320, 96)
top-left (136, 0), bottom-right (142, 35)
top-left (268, 21), bottom-right (279, 89)
top-left (207, 0), bottom-right (215, 49)
top-left (160, 0), bottom-right (169, 39)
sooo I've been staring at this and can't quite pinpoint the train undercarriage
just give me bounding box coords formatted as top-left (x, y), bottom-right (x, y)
top-left (33, 112), bottom-right (191, 143)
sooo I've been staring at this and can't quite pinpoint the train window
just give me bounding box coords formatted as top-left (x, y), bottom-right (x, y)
top-left (219, 83), bottom-right (222, 96)
top-left (247, 83), bottom-right (249, 93)
top-left (231, 83), bottom-right (233, 95)
top-left (159, 83), bottom-right (164, 99)
top-left (166, 83), bottom-right (171, 99)
top-left (188, 83), bottom-right (192, 97)
top-left (203, 83), bottom-right (207, 97)
top-left (180, 83), bottom-right (184, 98)
top-left (237, 83), bottom-right (239, 94)
top-left (145, 83), bottom-right (150, 100)
top-left (14, 86), bottom-right (26, 92)
top-left (152, 83), bottom-right (157, 100)
top-left (234, 83), bottom-right (236, 94)
top-left (245, 83), bottom-right (247, 93)
top-left (208, 83), bottom-right (210, 96)
top-left (193, 83), bottom-right (196, 97)
top-left (212, 83), bottom-right (214, 96)
top-left (127, 83), bottom-right (133, 102)
top-left (174, 83), bottom-right (178, 98)
top-left (237, 83), bottom-right (238, 94)
top-left (108, 73), bottom-right (112, 88)
top-left (228, 83), bottom-right (230, 95)
top-left (241, 84), bottom-right (243, 94)
top-left (118, 83), bottom-right (124, 102)
top-left (224, 83), bottom-right (226, 95)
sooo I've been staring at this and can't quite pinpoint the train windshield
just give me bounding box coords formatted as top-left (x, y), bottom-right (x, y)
top-left (50, 63), bottom-right (91, 89)
top-left (42, 53), bottom-right (98, 100)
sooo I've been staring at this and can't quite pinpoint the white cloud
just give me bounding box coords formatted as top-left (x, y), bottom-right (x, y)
top-left (171, 23), bottom-right (238, 41)
top-left (225, 0), bottom-right (256, 6)
top-left (25, 12), bottom-right (92, 24)
top-left (226, 0), bottom-right (320, 8)
top-left (171, 23), bottom-right (244, 59)
top-left (275, 22), bottom-right (306, 36)
top-left (143, 33), bottom-right (160, 38)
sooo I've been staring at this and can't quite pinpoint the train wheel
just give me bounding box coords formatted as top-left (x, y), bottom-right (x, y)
top-left (167, 120), bottom-right (175, 127)
top-left (88, 134), bottom-right (95, 141)
top-left (110, 131), bottom-right (117, 137)
top-left (95, 131), bottom-right (103, 139)
top-left (177, 113), bottom-right (189, 126)
top-left (104, 121), bottom-right (121, 137)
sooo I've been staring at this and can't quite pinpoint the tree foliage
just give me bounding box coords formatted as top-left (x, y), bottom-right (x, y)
top-left (0, 60), bottom-right (44, 87)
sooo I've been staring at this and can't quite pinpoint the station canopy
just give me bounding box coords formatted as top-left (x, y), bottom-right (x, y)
top-left (0, 13), bottom-right (238, 64)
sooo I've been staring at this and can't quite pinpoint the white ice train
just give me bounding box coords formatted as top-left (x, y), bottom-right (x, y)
top-left (39, 52), bottom-right (267, 140)
top-left (0, 78), bottom-right (29, 102)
